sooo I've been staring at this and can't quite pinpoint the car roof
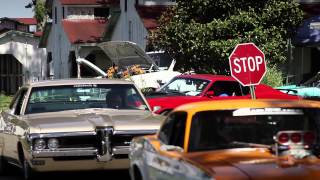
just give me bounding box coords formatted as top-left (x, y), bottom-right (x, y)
top-left (26, 78), bottom-right (134, 88)
top-left (175, 74), bottom-right (235, 81)
top-left (174, 99), bottom-right (320, 114)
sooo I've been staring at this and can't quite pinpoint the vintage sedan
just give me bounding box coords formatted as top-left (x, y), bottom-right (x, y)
top-left (130, 99), bottom-right (320, 180)
top-left (0, 79), bottom-right (163, 179)
top-left (146, 74), bottom-right (299, 115)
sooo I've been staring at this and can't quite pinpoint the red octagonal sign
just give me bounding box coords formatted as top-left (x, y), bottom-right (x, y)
top-left (229, 43), bottom-right (266, 86)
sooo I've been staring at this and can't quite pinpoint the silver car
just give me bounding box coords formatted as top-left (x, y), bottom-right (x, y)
top-left (0, 78), bottom-right (163, 179)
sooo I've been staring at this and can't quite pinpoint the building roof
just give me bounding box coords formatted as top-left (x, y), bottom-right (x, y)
top-left (135, 5), bottom-right (169, 31)
top-left (59, 0), bottom-right (119, 5)
top-left (13, 18), bottom-right (37, 25)
top-left (62, 19), bottom-right (108, 44)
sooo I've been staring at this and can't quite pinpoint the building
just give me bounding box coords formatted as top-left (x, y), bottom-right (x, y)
top-left (287, 0), bottom-right (320, 84)
top-left (40, 0), bottom-right (174, 79)
top-left (0, 18), bottom-right (47, 94)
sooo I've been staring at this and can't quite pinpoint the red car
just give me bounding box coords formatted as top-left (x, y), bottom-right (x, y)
top-left (146, 74), bottom-right (300, 115)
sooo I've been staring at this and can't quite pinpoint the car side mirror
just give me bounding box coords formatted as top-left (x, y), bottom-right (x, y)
top-left (205, 90), bottom-right (215, 97)
top-left (160, 144), bottom-right (184, 152)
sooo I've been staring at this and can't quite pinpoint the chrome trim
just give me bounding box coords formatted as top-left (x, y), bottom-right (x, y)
top-left (113, 129), bottom-right (158, 135)
top-left (96, 127), bottom-right (113, 162)
top-left (113, 146), bottom-right (130, 155)
top-left (29, 131), bottom-right (97, 139)
top-left (32, 147), bottom-right (97, 158)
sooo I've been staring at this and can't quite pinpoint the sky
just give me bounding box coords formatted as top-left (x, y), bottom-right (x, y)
top-left (0, 0), bottom-right (34, 18)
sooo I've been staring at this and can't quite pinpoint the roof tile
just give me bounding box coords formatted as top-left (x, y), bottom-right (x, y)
top-left (136, 5), bottom-right (168, 31)
top-left (62, 19), bottom-right (108, 44)
top-left (13, 18), bottom-right (37, 25)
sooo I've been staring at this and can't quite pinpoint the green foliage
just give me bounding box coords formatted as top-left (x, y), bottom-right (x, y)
top-left (150, 0), bottom-right (304, 74)
top-left (26, 0), bottom-right (47, 30)
top-left (262, 64), bottom-right (284, 87)
top-left (0, 94), bottom-right (12, 112)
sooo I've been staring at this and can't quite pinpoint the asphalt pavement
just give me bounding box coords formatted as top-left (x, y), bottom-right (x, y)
top-left (1, 165), bottom-right (131, 180)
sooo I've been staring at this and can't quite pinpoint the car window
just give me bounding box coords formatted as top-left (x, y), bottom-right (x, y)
top-left (158, 111), bottom-right (187, 147)
top-left (188, 109), bottom-right (320, 152)
top-left (11, 88), bottom-right (28, 115)
top-left (160, 78), bottom-right (210, 96)
top-left (25, 84), bottom-right (149, 114)
top-left (208, 81), bottom-right (249, 96)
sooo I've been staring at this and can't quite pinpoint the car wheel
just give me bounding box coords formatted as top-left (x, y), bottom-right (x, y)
top-left (0, 156), bottom-right (7, 175)
top-left (133, 166), bottom-right (143, 180)
top-left (23, 159), bottom-right (36, 180)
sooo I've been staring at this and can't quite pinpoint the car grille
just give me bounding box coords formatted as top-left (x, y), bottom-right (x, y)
top-left (58, 135), bottom-right (99, 148)
top-left (111, 134), bottom-right (137, 147)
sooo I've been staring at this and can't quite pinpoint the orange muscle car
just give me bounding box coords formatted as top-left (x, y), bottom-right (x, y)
top-left (129, 99), bottom-right (320, 180)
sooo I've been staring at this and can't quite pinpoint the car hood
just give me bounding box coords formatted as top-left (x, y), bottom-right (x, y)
top-left (184, 148), bottom-right (320, 180)
top-left (97, 41), bottom-right (158, 69)
top-left (24, 109), bottom-right (162, 134)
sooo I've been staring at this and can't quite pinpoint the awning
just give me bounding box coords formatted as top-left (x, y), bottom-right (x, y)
top-left (293, 15), bottom-right (320, 46)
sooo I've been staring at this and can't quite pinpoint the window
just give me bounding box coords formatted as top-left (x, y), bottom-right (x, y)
top-left (158, 111), bottom-right (187, 147)
top-left (54, 7), bottom-right (57, 24)
top-left (128, 21), bottom-right (132, 41)
top-left (160, 78), bottom-right (210, 96)
top-left (25, 84), bottom-right (148, 114)
top-left (188, 109), bottom-right (319, 152)
top-left (94, 8), bottom-right (109, 19)
top-left (125, 0), bottom-right (127, 12)
top-left (208, 81), bottom-right (249, 96)
top-left (9, 88), bottom-right (28, 115)
top-left (62, 7), bottom-right (65, 19)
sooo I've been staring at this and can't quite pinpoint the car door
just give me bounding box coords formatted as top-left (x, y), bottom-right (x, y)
top-left (146, 112), bottom-right (187, 180)
top-left (2, 88), bottom-right (28, 160)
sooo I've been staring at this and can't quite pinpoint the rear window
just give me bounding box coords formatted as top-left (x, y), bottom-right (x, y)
top-left (188, 108), bottom-right (320, 152)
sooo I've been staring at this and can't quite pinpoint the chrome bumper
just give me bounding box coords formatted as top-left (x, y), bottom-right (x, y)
top-left (32, 146), bottom-right (129, 158)
top-left (32, 147), bottom-right (98, 158)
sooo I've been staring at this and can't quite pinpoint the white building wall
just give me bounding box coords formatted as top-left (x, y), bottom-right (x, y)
top-left (0, 34), bottom-right (47, 83)
top-left (47, 0), bottom-right (73, 79)
top-left (111, 0), bottom-right (149, 50)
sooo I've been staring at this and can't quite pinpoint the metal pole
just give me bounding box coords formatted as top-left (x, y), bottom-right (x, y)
top-left (250, 85), bottom-right (256, 99)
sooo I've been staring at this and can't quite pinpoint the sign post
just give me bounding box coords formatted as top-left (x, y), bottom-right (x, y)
top-left (229, 43), bottom-right (266, 99)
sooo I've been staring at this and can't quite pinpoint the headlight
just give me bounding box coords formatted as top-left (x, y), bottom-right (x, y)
top-left (34, 139), bottom-right (46, 150)
top-left (48, 138), bottom-right (59, 150)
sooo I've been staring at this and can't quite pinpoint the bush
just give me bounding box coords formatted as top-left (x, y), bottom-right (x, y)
top-left (0, 94), bottom-right (12, 112)
top-left (261, 64), bottom-right (284, 87)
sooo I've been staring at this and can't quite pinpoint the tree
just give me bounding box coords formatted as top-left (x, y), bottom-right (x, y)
top-left (150, 0), bottom-right (304, 75)
top-left (25, 0), bottom-right (47, 30)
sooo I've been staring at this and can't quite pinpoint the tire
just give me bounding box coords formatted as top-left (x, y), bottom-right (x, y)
top-left (133, 166), bottom-right (143, 180)
top-left (0, 156), bottom-right (7, 175)
top-left (23, 159), bottom-right (36, 180)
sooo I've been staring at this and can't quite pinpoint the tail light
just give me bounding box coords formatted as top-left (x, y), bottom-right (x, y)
top-left (291, 133), bottom-right (302, 143)
top-left (278, 133), bottom-right (289, 144)
top-left (303, 132), bottom-right (315, 145)
top-left (277, 131), bottom-right (316, 145)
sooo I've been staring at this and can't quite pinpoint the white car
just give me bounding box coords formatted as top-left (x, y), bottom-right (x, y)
top-left (77, 41), bottom-right (181, 90)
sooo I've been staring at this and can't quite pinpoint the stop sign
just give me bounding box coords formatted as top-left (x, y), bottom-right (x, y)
top-left (229, 43), bottom-right (266, 86)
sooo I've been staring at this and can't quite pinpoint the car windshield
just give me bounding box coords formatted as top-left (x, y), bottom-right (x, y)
top-left (25, 84), bottom-right (149, 114)
top-left (188, 108), bottom-right (320, 152)
top-left (159, 78), bottom-right (210, 96)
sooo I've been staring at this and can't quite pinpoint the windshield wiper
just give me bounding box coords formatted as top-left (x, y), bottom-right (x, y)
top-left (230, 141), bottom-right (271, 149)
